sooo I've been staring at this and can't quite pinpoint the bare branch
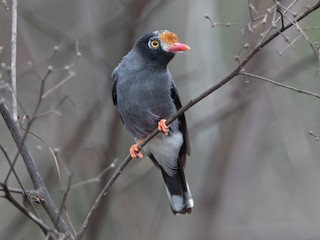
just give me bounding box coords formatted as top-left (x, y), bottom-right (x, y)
top-left (0, 183), bottom-right (61, 240)
top-left (0, 100), bottom-right (72, 238)
top-left (10, 0), bottom-right (17, 121)
top-left (241, 71), bottom-right (320, 98)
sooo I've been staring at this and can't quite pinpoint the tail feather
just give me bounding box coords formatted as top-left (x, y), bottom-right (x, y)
top-left (161, 166), bottom-right (193, 214)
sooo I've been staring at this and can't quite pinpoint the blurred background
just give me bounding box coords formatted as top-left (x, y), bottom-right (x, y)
top-left (1, 0), bottom-right (320, 239)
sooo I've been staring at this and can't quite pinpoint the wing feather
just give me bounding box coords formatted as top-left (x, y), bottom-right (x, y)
top-left (111, 68), bottom-right (118, 106)
top-left (170, 84), bottom-right (191, 159)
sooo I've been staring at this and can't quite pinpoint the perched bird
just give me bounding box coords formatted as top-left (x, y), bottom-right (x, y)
top-left (112, 30), bottom-right (193, 214)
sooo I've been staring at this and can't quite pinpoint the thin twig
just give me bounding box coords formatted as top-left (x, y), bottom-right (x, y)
top-left (10, 0), bottom-right (17, 121)
top-left (0, 185), bottom-right (23, 195)
top-left (241, 72), bottom-right (320, 98)
top-left (71, 159), bottom-right (117, 189)
top-left (1, 145), bottom-right (26, 189)
top-left (309, 130), bottom-right (320, 141)
top-left (1, 0), bottom-right (8, 10)
top-left (55, 174), bottom-right (72, 228)
top-left (74, 2), bottom-right (320, 239)
top-left (41, 72), bottom-right (75, 99)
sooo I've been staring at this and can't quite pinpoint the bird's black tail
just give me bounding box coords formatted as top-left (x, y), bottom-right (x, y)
top-left (161, 164), bottom-right (193, 215)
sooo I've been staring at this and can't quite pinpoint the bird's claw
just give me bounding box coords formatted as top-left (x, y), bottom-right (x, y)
top-left (158, 119), bottom-right (169, 136)
top-left (129, 139), bottom-right (144, 158)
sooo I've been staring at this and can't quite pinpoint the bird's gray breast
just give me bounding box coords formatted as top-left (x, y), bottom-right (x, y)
top-left (116, 62), bottom-right (176, 138)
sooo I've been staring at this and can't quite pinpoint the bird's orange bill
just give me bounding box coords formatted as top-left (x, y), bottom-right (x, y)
top-left (130, 138), bottom-right (144, 158)
top-left (167, 43), bottom-right (191, 52)
top-left (158, 119), bottom-right (169, 136)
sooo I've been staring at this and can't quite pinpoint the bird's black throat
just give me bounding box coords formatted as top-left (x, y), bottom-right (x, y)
top-left (134, 32), bottom-right (175, 67)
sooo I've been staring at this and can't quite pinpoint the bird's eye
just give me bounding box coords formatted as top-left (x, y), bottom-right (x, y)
top-left (149, 39), bottom-right (160, 49)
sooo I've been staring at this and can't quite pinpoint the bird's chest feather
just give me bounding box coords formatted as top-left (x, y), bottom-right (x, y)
top-left (119, 71), bottom-right (174, 117)
top-left (116, 69), bottom-right (176, 137)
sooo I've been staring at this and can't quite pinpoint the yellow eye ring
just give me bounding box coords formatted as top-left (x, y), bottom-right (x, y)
top-left (149, 39), bottom-right (160, 49)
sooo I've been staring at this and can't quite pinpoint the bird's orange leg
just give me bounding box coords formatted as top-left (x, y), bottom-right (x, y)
top-left (130, 138), bottom-right (144, 158)
top-left (158, 119), bottom-right (168, 136)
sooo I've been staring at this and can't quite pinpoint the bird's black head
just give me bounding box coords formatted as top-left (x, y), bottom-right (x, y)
top-left (134, 30), bottom-right (190, 67)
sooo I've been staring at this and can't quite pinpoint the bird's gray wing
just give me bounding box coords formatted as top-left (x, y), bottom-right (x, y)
top-left (112, 67), bottom-right (126, 125)
top-left (111, 68), bottom-right (118, 106)
top-left (170, 84), bottom-right (191, 157)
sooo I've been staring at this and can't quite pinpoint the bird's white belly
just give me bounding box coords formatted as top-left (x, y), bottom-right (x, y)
top-left (144, 132), bottom-right (183, 176)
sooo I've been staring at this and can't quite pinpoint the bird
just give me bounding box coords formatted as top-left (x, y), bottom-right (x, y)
top-left (111, 30), bottom-right (193, 214)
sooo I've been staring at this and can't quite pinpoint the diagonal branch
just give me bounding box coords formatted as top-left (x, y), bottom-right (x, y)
top-left (74, 1), bottom-right (320, 239)
top-left (0, 100), bottom-right (72, 238)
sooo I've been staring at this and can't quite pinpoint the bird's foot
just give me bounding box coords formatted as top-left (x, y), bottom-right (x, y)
top-left (129, 139), bottom-right (144, 158)
top-left (158, 119), bottom-right (169, 136)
